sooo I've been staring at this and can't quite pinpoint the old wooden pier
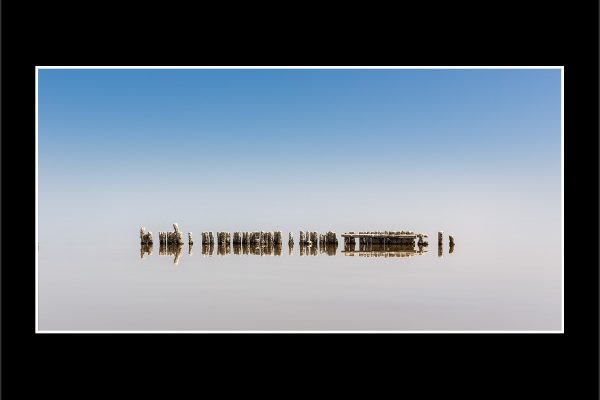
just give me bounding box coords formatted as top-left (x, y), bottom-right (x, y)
top-left (341, 231), bottom-right (428, 247)
top-left (140, 224), bottom-right (455, 260)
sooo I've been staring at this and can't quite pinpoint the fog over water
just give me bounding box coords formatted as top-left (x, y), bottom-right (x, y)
top-left (37, 69), bottom-right (561, 331)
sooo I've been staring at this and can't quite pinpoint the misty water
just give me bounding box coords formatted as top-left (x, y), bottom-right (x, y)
top-left (37, 228), bottom-right (562, 331)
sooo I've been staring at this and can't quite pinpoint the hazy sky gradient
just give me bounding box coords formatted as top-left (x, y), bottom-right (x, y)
top-left (38, 69), bottom-right (561, 245)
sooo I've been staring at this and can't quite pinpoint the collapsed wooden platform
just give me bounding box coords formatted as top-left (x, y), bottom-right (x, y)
top-left (341, 231), bottom-right (428, 247)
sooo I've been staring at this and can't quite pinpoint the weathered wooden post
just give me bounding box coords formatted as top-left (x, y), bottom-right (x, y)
top-left (172, 223), bottom-right (184, 245)
top-left (265, 231), bottom-right (273, 246)
top-left (310, 231), bottom-right (318, 245)
top-left (326, 231), bottom-right (338, 245)
top-left (438, 231), bottom-right (443, 246)
top-left (173, 244), bottom-right (183, 265)
top-left (188, 232), bottom-right (193, 245)
top-left (140, 227), bottom-right (153, 245)
top-left (449, 235), bottom-right (455, 246)
top-left (288, 232), bottom-right (294, 247)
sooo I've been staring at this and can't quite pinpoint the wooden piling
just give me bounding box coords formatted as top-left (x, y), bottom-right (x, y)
top-left (140, 227), bottom-right (153, 245)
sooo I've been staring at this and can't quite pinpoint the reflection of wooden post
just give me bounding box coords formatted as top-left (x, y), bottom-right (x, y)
top-left (202, 243), bottom-right (213, 256)
top-left (140, 243), bottom-right (153, 259)
top-left (173, 244), bottom-right (183, 265)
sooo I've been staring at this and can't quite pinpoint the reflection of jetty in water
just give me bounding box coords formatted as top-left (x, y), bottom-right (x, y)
top-left (343, 243), bottom-right (427, 258)
top-left (341, 231), bottom-right (429, 257)
top-left (299, 242), bottom-right (338, 256)
top-left (235, 241), bottom-right (283, 256)
top-left (159, 243), bottom-right (183, 264)
top-left (200, 240), bottom-right (285, 256)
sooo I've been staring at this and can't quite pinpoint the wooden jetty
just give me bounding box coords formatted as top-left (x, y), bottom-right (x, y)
top-left (139, 225), bottom-right (454, 259)
top-left (341, 231), bottom-right (428, 247)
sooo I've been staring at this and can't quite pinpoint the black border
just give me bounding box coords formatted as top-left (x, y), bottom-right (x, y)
top-left (2, 2), bottom-right (598, 397)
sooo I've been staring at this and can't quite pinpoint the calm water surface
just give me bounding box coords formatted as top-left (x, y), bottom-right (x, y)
top-left (38, 228), bottom-right (562, 331)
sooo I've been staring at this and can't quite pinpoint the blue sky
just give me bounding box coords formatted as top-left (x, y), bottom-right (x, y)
top-left (38, 69), bottom-right (561, 243)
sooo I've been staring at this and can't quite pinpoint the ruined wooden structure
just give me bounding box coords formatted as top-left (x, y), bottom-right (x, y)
top-left (341, 231), bottom-right (427, 248)
top-left (139, 225), bottom-right (453, 260)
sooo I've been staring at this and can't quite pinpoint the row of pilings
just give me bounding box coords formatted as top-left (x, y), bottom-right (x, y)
top-left (141, 226), bottom-right (456, 261)
top-left (140, 229), bottom-right (341, 261)
top-left (143, 226), bottom-right (457, 249)
top-left (299, 230), bottom-right (339, 246)
top-left (143, 226), bottom-right (338, 249)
